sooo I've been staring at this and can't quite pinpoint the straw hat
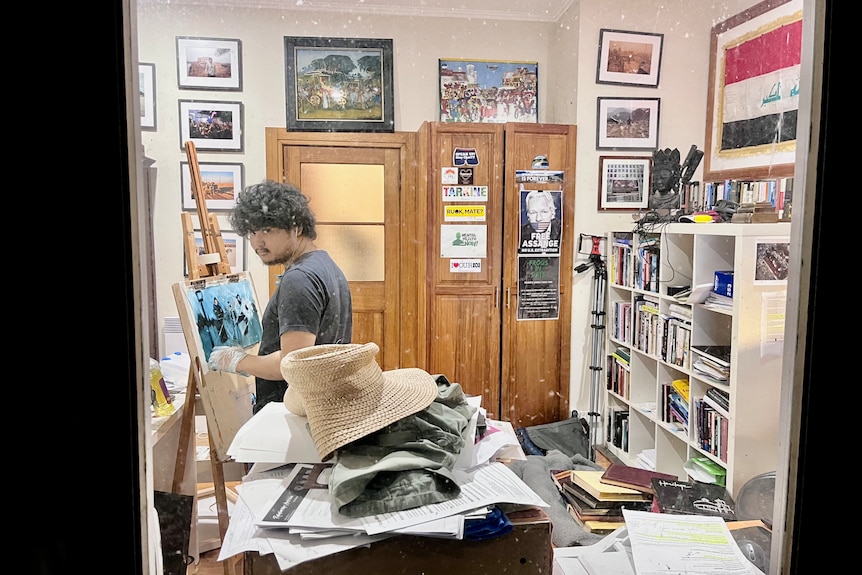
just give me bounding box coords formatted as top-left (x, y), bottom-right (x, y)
top-left (281, 342), bottom-right (438, 461)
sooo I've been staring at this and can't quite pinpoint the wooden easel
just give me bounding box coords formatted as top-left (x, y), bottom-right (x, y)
top-left (182, 141), bottom-right (232, 280)
top-left (173, 141), bottom-right (247, 575)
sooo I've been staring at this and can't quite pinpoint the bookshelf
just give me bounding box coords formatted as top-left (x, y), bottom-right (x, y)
top-left (604, 222), bottom-right (791, 498)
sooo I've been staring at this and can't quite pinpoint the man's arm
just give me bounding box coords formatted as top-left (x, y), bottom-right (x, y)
top-left (234, 330), bottom-right (316, 380)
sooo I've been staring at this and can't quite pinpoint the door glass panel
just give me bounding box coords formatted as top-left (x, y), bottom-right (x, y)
top-left (316, 224), bottom-right (384, 281)
top-left (301, 163), bottom-right (384, 222)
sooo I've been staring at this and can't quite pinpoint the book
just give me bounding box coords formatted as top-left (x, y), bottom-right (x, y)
top-left (566, 505), bottom-right (627, 534)
top-left (571, 470), bottom-right (653, 502)
top-left (599, 463), bottom-right (678, 495)
top-left (706, 387), bottom-right (730, 410)
top-left (691, 345), bottom-right (731, 368)
top-left (554, 470), bottom-right (652, 510)
top-left (651, 478), bottom-right (737, 520)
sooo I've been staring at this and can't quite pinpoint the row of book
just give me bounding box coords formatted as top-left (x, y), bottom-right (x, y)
top-left (606, 408), bottom-right (629, 451)
top-left (606, 347), bottom-right (630, 399)
top-left (633, 296), bottom-right (692, 369)
top-left (695, 398), bottom-right (729, 463)
top-left (661, 378), bottom-right (690, 431)
top-left (634, 236), bottom-right (660, 293)
top-left (550, 463), bottom-right (738, 535)
top-left (693, 177), bottom-right (793, 220)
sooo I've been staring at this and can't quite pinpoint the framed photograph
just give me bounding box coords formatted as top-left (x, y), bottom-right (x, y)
top-left (139, 63), bottom-right (156, 130)
top-left (284, 36), bottom-right (394, 132)
top-left (178, 100), bottom-right (243, 152)
top-left (176, 36), bottom-right (242, 91)
top-left (753, 238), bottom-right (790, 285)
top-left (703, 0), bottom-right (801, 181)
top-left (180, 161), bottom-right (243, 211)
top-left (439, 59), bottom-right (538, 123)
top-left (596, 97), bottom-right (660, 150)
top-left (598, 155), bottom-right (652, 211)
top-left (185, 230), bottom-right (245, 276)
top-left (596, 29), bottom-right (664, 88)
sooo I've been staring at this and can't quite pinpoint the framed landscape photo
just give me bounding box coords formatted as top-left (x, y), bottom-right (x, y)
top-left (139, 63), bottom-right (156, 130)
top-left (176, 36), bottom-right (242, 90)
top-left (598, 155), bottom-right (652, 211)
top-left (703, 0), bottom-right (801, 181)
top-left (180, 161), bottom-right (243, 211)
top-left (178, 100), bottom-right (243, 152)
top-left (596, 29), bottom-right (664, 88)
top-left (284, 36), bottom-right (394, 132)
top-left (439, 59), bottom-right (538, 123)
top-left (185, 230), bottom-right (245, 276)
top-left (596, 97), bottom-right (660, 150)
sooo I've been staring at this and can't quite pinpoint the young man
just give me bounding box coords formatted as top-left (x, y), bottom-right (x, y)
top-left (207, 180), bottom-right (353, 413)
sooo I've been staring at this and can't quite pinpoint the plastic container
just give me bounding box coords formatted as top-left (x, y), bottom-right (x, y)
top-left (160, 351), bottom-right (192, 388)
top-left (150, 358), bottom-right (175, 417)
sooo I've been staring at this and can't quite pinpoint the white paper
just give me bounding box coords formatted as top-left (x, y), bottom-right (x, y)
top-left (251, 461), bottom-right (547, 537)
top-left (227, 402), bottom-right (321, 463)
top-left (622, 509), bottom-right (764, 575)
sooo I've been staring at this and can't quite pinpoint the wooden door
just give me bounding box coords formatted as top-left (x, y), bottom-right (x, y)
top-left (422, 122), bottom-right (505, 418)
top-left (501, 123), bottom-right (577, 427)
top-left (264, 128), bottom-right (423, 371)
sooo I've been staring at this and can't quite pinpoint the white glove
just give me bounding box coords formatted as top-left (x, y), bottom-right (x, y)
top-left (208, 346), bottom-right (249, 376)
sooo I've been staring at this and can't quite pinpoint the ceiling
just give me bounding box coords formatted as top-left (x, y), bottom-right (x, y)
top-left (139, 0), bottom-right (577, 23)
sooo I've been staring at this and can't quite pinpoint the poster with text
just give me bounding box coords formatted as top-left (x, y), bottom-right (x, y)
top-left (517, 256), bottom-right (560, 320)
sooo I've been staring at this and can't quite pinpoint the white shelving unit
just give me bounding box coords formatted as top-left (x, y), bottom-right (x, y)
top-left (603, 222), bottom-right (791, 498)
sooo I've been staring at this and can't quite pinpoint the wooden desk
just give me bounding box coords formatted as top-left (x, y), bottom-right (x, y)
top-left (243, 507), bottom-right (553, 575)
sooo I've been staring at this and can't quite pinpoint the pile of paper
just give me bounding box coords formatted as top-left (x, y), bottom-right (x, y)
top-left (218, 399), bottom-right (539, 571)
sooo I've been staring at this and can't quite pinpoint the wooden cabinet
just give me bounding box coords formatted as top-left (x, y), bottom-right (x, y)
top-left (604, 223), bottom-right (790, 497)
top-left (420, 122), bottom-right (576, 426)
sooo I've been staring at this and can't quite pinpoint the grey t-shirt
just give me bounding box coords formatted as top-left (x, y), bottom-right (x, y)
top-left (254, 249), bottom-right (352, 412)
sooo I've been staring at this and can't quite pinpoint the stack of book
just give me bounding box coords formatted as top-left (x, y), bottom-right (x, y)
top-left (551, 469), bottom-right (652, 534)
top-left (703, 291), bottom-right (733, 312)
top-left (691, 345), bottom-right (730, 382)
top-left (702, 387), bottom-right (730, 416)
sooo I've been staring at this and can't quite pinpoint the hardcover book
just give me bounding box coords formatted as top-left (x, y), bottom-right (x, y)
top-left (553, 470), bottom-right (652, 509)
top-left (651, 478), bottom-right (737, 520)
top-left (599, 463), bottom-right (678, 495)
top-left (566, 505), bottom-right (627, 534)
top-left (572, 470), bottom-right (653, 502)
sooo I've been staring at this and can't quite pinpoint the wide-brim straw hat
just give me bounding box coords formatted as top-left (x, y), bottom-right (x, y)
top-left (281, 342), bottom-right (438, 461)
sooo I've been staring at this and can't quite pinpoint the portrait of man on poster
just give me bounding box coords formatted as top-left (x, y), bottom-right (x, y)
top-left (519, 189), bottom-right (562, 256)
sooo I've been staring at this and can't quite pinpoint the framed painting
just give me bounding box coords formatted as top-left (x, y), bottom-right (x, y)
top-left (139, 63), bottom-right (156, 130)
top-left (703, 0), bottom-right (802, 181)
top-left (439, 59), bottom-right (538, 123)
top-left (284, 36), bottom-right (394, 132)
top-left (180, 161), bottom-right (243, 211)
top-left (598, 155), bottom-right (651, 211)
top-left (185, 230), bottom-right (245, 276)
top-left (596, 97), bottom-right (660, 150)
top-left (178, 100), bottom-right (243, 152)
top-left (176, 36), bottom-right (242, 90)
top-left (596, 29), bottom-right (664, 88)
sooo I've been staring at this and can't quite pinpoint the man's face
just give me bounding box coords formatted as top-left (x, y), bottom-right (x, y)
top-left (527, 197), bottom-right (555, 232)
top-left (247, 227), bottom-right (299, 266)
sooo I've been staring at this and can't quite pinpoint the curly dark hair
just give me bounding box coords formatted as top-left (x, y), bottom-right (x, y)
top-left (228, 180), bottom-right (317, 239)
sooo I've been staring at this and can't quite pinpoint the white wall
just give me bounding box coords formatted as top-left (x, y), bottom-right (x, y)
top-left (137, 0), bottom-right (755, 417)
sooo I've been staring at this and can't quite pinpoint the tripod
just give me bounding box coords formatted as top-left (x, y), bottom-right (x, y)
top-left (575, 234), bottom-right (607, 461)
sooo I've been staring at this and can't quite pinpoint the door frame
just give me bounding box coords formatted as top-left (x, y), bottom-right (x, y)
top-left (264, 128), bottom-right (425, 370)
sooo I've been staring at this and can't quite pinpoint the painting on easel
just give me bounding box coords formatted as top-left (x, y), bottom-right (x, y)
top-left (177, 273), bottom-right (263, 361)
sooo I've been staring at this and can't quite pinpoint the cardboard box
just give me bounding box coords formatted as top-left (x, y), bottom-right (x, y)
top-left (714, 271), bottom-right (733, 298)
